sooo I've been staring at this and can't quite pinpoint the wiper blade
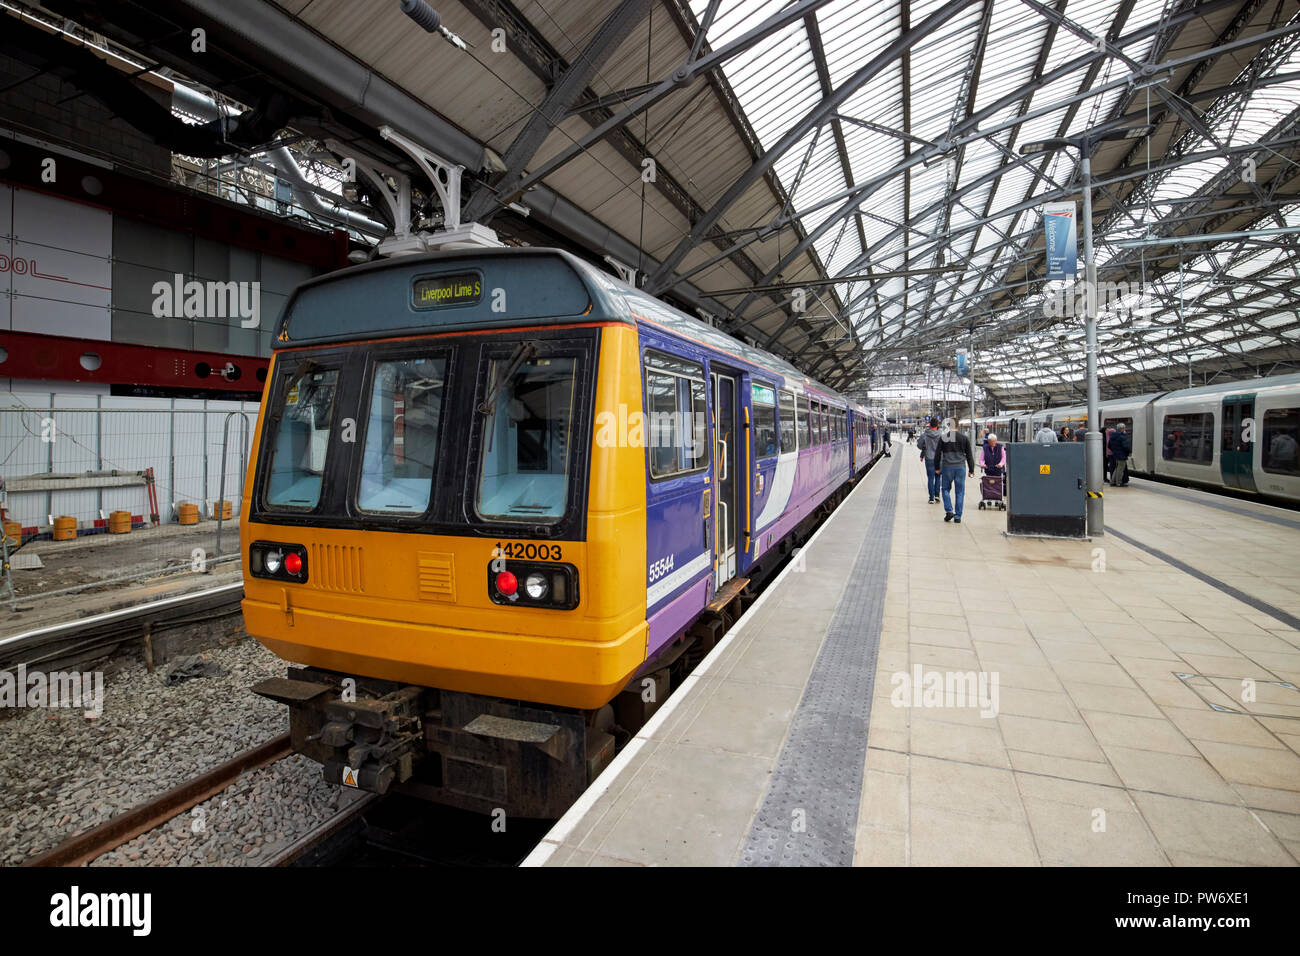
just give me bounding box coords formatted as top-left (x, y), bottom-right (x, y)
top-left (477, 342), bottom-right (538, 417)
top-left (266, 359), bottom-right (321, 428)
top-left (285, 359), bottom-right (320, 393)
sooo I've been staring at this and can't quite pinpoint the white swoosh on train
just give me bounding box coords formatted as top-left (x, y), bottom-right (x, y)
top-left (754, 450), bottom-right (797, 532)
top-left (647, 550), bottom-right (712, 608)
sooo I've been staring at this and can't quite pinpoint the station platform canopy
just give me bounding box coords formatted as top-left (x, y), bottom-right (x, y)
top-left (22, 0), bottom-right (1300, 405)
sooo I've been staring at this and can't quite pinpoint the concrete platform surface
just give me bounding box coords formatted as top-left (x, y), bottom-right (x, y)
top-left (525, 449), bottom-right (1300, 867)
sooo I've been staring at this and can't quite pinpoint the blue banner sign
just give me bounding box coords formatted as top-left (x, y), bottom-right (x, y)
top-left (1044, 201), bottom-right (1077, 280)
top-left (956, 349), bottom-right (968, 377)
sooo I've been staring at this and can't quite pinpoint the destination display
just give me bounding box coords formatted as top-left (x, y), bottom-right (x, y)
top-left (412, 271), bottom-right (482, 309)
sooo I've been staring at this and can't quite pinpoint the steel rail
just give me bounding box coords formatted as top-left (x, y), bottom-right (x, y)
top-left (22, 733), bottom-right (291, 867)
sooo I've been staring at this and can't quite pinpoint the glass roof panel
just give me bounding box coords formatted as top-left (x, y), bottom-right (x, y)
top-left (674, 1), bottom-right (1300, 394)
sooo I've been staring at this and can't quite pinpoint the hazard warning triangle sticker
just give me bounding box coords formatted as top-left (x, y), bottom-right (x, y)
top-left (342, 766), bottom-right (358, 788)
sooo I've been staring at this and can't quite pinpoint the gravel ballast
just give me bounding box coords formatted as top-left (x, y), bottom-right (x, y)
top-left (0, 634), bottom-right (354, 865)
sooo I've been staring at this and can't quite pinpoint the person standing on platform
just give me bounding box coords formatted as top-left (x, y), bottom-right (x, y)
top-left (981, 432), bottom-right (1006, 473)
top-left (935, 418), bottom-right (975, 523)
top-left (1104, 425), bottom-right (1115, 482)
top-left (1035, 422), bottom-right (1058, 443)
top-left (981, 432), bottom-right (1006, 504)
top-left (883, 426), bottom-right (892, 457)
top-left (1109, 422), bottom-right (1132, 486)
top-left (917, 416), bottom-right (942, 503)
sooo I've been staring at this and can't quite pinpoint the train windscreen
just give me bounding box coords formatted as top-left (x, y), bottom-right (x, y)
top-left (476, 354), bottom-right (577, 523)
top-left (357, 356), bottom-right (446, 514)
top-left (264, 366), bottom-right (339, 510)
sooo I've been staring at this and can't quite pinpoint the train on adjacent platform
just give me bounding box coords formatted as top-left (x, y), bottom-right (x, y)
top-left (241, 247), bottom-right (886, 817)
top-left (979, 372), bottom-right (1300, 502)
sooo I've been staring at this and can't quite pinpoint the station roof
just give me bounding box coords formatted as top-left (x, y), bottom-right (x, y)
top-left (31, 0), bottom-right (1300, 405)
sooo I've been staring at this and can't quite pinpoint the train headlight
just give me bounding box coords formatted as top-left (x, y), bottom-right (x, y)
top-left (487, 561), bottom-right (578, 609)
top-left (249, 542), bottom-right (308, 582)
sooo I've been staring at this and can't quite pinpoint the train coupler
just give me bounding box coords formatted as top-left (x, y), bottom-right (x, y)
top-left (253, 669), bottom-right (426, 795)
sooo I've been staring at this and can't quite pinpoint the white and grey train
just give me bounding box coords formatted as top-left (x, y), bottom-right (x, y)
top-left (976, 372), bottom-right (1300, 502)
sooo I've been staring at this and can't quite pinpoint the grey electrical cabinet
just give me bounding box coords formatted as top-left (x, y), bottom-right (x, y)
top-left (1005, 442), bottom-right (1087, 538)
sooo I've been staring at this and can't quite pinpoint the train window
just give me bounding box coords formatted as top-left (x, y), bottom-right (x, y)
top-left (357, 356), bottom-right (445, 514)
top-left (778, 389), bottom-right (796, 453)
top-left (1262, 407), bottom-right (1300, 476)
top-left (644, 351), bottom-right (708, 479)
top-left (1161, 412), bottom-right (1214, 465)
top-left (689, 379), bottom-right (708, 471)
top-left (752, 382), bottom-right (778, 458)
top-left (646, 372), bottom-right (678, 476)
top-left (476, 354), bottom-right (577, 521)
top-left (264, 367), bottom-right (339, 510)
top-left (796, 395), bottom-right (810, 449)
top-left (812, 402), bottom-right (822, 445)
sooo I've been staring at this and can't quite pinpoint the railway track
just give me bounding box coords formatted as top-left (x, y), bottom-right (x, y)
top-left (0, 581), bottom-right (245, 672)
top-left (22, 733), bottom-right (291, 867)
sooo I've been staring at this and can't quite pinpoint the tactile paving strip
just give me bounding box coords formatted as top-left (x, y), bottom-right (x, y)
top-left (739, 457), bottom-right (900, 866)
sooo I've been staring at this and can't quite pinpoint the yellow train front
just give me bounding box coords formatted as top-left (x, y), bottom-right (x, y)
top-left (243, 248), bottom-right (648, 817)
top-left (244, 246), bottom-right (875, 817)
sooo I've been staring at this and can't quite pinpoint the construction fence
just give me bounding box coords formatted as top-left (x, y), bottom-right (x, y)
top-left (1, 394), bottom-right (259, 599)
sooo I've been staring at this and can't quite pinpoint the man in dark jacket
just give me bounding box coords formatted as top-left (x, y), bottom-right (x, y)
top-left (917, 417), bottom-right (943, 503)
top-left (1108, 423), bottom-right (1132, 486)
top-left (934, 418), bottom-right (976, 523)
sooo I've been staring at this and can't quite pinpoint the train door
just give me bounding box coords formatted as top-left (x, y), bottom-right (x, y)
top-left (1220, 394), bottom-right (1257, 492)
top-left (711, 370), bottom-right (740, 588)
top-left (849, 415), bottom-right (857, 473)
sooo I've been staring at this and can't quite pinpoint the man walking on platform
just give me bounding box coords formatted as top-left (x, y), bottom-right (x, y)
top-left (1109, 422), bottom-right (1132, 486)
top-left (935, 418), bottom-right (976, 523)
top-left (917, 417), bottom-right (943, 503)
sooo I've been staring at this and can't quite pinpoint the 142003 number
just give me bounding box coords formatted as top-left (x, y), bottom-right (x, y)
top-left (495, 541), bottom-right (563, 561)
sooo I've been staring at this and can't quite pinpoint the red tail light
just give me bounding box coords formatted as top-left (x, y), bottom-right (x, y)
top-left (284, 552), bottom-right (303, 576)
top-left (495, 570), bottom-right (518, 596)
